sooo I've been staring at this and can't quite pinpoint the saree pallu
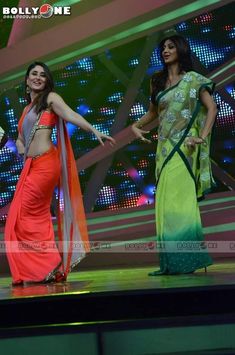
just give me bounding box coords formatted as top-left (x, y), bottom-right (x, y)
top-left (57, 119), bottom-right (90, 274)
top-left (154, 71), bottom-right (214, 274)
top-left (5, 146), bottom-right (62, 283)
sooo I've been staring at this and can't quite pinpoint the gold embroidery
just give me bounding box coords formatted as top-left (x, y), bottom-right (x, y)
top-left (36, 125), bottom-right (53, 130)
top-left (44, 262), bottom-right (62, 282)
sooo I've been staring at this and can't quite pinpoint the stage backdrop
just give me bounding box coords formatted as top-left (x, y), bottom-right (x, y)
top-left (0, 3), bottom-right (234, 221)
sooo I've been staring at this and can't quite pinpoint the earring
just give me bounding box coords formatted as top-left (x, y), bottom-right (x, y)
top-left (26, 86), bottom-right (30, 94)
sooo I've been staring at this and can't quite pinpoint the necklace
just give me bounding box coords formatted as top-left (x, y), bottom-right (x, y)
top-left (166, 72), bottom-right (185, 88)
top-left (167, 76), bottom-right (181, 88)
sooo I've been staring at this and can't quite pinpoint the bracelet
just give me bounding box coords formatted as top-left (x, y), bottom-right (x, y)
top-left (199, 136), bottom-right (207, 145)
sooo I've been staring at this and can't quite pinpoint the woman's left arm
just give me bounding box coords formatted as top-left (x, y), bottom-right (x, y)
top-left (199, 89), bottom-right (218, 140)
top-left (48, 92), bottom-right (115, 146)
top-left (185, 89), bottom-right (217, 149)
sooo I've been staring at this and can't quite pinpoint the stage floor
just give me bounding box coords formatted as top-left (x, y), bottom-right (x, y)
top-left (0, 259), bottom-right (235, 355)
top-left (1, 259), bottom-right (234, 300)
top-left (0, 191), bottom-right (235, 352)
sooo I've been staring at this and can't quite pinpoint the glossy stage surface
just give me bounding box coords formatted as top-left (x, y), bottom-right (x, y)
top-left (0, 262), bottom-right (234, 355)
top-left (0, 192), bottom-right (235, 354)
top-left (0, 260), bottom-right (235, 354)
top-left (0, 260), bottom-right (235, 300)
top-left (0, 260), bottom-right (234, 323)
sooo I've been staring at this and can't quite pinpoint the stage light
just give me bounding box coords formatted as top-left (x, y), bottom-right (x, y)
top-left (4, 97), bottom-right (10, 105)
top-left (0, 5), bottom-right (234, 216)
top-left (79, 80), bottom-right (88, 85)
top-left (137, 159), bottom-right (148, 168)
top-left (177, 22), bottom-right (188, 31)
top-left (129, 103), bottom-right (146, 120)
top-left (5, 139), bottom-right (17, 154)
top-left (225, 85), bottom-right (234, 95)
top-left (77, 104), bottom-right (89, 116)
top-left (143, 185), bottom-right (156, 196)
top-left (193, 13), bottom-right (213, 24)
top-left (100, 107), bottom-right (116, 116)
top-left (149, 48), bottom-right (162, 67)
top-left (66, 122), bottom-right (77, 137)
top-left (201, 27), bottom-right (211, 33)
top-left (107, 92), bottom-right (123, 103)
top-left (188, 39), bottom-right (232, 68)
top-left (129, 58), bottom-right (139, 67)
top-left (228, 30), bottom-right (235, 39)
top-left (137, 194), bottom-right (154, 206)
top-left (224, 141), bottom-right (235, 150)
top-left (19, 97), bottom-right (27, 104)
top-left (76, 58), bottom-right (94, 72)
top-left (55, 81), bottom-right (67, 87)
top-left (223, 157), bottom-right (233, 163)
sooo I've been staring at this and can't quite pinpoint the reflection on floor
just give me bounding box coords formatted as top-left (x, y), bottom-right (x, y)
top-left (0, 259), bottom-right (234, 300)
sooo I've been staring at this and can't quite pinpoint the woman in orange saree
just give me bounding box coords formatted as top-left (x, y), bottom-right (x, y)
top-left (5, 62), bottom-right (115, 285)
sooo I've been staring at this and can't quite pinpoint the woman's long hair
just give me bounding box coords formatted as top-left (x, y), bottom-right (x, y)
top-left (151, 35), bottom-right (193, 104)
top-left (25, 61), bottom-right (54, 113)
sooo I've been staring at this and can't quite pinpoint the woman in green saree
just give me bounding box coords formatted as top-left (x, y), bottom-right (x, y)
top-left (132, 35), bottom-right (217, 274)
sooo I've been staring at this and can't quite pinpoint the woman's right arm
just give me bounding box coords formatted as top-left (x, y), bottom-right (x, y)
top-left (131, 102), bottom-right (157, 143)
top-left (16, 133), bottom-right (25, 155)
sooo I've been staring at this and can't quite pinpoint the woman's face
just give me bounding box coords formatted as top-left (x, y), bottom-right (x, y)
top-left (27, 65), bottom-right (47, 93)
top-left (162, 39), bottom-right (178, 65)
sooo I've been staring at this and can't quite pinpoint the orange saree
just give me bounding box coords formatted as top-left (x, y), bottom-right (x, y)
top-left (5, 106), bottom-right (89, 284)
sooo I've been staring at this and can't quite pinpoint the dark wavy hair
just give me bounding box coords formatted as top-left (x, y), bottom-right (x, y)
top-left (151, 35), bottom-right (193, 104)
top-left (25, 61), bottom-right (54, 114)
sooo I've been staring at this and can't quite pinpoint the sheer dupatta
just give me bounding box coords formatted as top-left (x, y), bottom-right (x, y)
top-left (57, 118), bottom-right (90, 275)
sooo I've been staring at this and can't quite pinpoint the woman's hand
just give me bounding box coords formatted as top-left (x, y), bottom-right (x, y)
top-left (131, 125), bottom-right (152, 144)
top-left (184, 136), bottom-right (205, 150)
top-left (0, 127), bottom-right (7, 149)
top-left (92, 128), bottom-right (116, 146)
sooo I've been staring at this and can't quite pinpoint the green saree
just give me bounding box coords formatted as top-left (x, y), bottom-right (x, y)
top-left (153, 71), bottom-right (215, 274)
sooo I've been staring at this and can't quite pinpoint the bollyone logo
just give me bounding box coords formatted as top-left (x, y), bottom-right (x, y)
top-left (2, 4), bottom-right (71, 19)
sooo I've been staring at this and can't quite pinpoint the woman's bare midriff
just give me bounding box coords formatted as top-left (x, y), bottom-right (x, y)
top-left (27, 128), bottom-right (53, 157)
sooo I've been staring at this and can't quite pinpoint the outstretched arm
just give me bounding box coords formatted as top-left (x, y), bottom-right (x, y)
top-left (131, 102), bottom-right (158, 144)
top-left (48, 92), bottom-right (115, 146)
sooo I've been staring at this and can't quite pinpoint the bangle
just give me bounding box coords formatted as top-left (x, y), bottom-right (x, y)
top-left (199, 136), bottom-right (207, 145)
